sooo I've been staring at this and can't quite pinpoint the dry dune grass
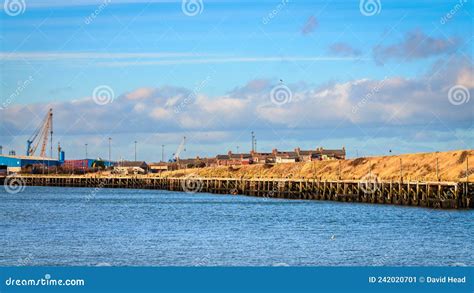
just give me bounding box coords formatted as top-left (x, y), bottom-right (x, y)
top-left (160, 150), bottom-right (474, 182)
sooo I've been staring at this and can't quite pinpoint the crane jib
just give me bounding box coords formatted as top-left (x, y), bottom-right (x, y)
top-left (26, 108), bottom-right (53, 158)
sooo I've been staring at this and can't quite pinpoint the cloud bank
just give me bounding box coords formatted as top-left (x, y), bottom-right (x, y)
top-left (373, 30), bottom-right (462, 65)
top-left (0, 57), bottom-right (472, 159)
top-left (1, 58), bottom-right (472, 137)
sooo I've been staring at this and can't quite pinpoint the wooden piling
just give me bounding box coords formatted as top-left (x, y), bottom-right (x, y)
top-left (6, 175), bottom-right (473, 209)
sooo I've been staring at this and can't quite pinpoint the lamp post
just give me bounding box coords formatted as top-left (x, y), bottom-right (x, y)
top-left (251, 131), bottom-right (254, 152)
top-left (84, 143), bottom-right (88, 173)
top-left (108, 137), bottom-right (112, 162)
top-left (161, 144), bottom-right (165, 162)
top-left (134, 141), bottom-right (137, 161)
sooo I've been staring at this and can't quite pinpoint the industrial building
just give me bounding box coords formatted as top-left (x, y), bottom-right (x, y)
top-left (0, 154), bottom-right (62, 173)
top-left (63, 159), bottom-right (114, 171)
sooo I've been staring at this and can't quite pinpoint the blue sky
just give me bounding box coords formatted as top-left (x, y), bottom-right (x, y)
top-left (0, 0), bottom-right (473, 161)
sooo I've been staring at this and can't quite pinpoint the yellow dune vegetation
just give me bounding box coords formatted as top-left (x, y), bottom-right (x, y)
top-left (159, 150), bottom-right (474, 182)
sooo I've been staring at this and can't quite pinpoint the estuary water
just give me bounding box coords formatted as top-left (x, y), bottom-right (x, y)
top-left (0, 186), bottom-right (472, 266)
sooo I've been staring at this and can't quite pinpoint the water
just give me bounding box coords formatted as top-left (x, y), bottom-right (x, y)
top-left (0, 186), bottom-right (472, 266)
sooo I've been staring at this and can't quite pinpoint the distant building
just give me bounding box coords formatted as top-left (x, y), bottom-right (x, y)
top-left (314, 147), bottom-right (346, 160)
top-left (271, 147), bottom-right (346, 163)
top-left (63, 159), bottom-right (114, 171)
top-left (114, 161), bottom-right (149, 175)
top-left (177, 157), bottom-right (207, 169)
top-left (0, 154), bottom-right (61, 173)
top-left (148, 162), bottom-right (169, 173)
top-left (250, 151), bottom-right (275, 164)
top-left (203, 157), bottom-right (218, 167)
top-left (216, 151), bottom-right (253, 166)
top-left (275, 152), bottom-right (299, 163)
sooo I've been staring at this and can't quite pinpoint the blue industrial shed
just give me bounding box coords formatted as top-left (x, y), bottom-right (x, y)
top-left (0, 155), bottom-right (61, 169)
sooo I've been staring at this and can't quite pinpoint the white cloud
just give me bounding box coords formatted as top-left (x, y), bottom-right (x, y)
top-left (1, 58), bottom-right (471, 145)
top-left (456, 68), bottom-right (474, 88)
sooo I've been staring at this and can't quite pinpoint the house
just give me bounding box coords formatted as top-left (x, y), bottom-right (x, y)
top-left (272, 147), bottom-right (346, 163)
top-left (203, 157), bottom-right (218, 167)
top-left (275, 154), bottom-right (298, 163)
top-left (250, 151), bottom-right (275, 164)
top-left (176, 156), bottom-right (208, 169)
top-left (216, 151), bottom-right (253, 166)
top-left (314, 147), bottom-right (346, 160)
top-left (273, 149), bottom-right (299, 164)
top-left (294, 148), bottom-right (314, 162)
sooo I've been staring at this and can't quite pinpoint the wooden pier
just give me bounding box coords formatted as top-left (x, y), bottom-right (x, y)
top-left (3, 175), bottom-right (473, 209)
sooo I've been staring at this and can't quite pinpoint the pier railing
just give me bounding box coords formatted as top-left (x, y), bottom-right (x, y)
top-left (3, 175), bottom-right (473, 209)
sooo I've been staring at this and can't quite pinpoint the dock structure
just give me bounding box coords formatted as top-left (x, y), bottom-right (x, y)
top-left (3, 175), bottom-right (473, 209)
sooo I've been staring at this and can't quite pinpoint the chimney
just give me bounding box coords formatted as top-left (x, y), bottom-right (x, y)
top-left (228, 150), bottom-right (232, 156)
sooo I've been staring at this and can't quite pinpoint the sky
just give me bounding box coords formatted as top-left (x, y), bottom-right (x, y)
top-left (0, 0), bottom-right (473, 162)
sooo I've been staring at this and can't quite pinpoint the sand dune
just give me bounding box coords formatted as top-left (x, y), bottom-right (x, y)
top-left (161, 150), bottom-right (474, 182)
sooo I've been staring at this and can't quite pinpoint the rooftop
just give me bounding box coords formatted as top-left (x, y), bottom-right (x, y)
top-left (0, 154), bottom-right (59, 161)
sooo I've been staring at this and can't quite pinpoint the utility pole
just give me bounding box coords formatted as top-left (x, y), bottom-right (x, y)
top-left (251, 131), bottom-right (255, 152)
top-left (50, 109), bottom-right (53, 159)
top-left (255, 139), bottom-right (257, 152)
top-left (0, 145), bottom-right (2, 155)
top-left (108, 137), bottom-right (112, 162)
top-left (161, 144), bottom-right (165, 162)
top-left (85, 143), bottom-right (88, 159)
top-left (134, 141), bottom-right (137, 161)
top-left (236, 145), bottom-right (239, 153)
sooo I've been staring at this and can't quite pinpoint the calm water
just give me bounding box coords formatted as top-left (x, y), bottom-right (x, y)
top-left (0, 186), bottom-right (473, 266)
